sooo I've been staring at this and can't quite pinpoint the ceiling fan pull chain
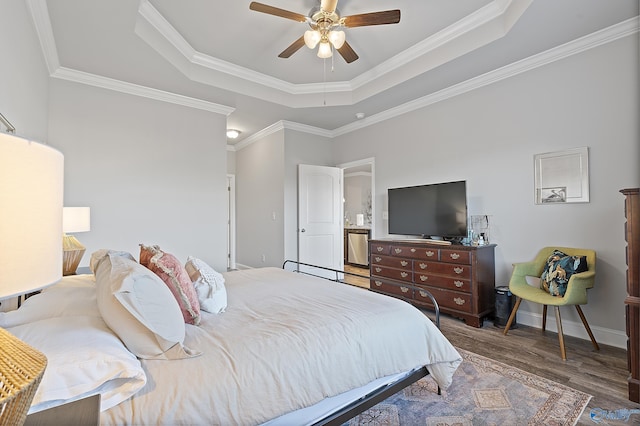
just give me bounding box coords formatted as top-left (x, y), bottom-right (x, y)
top-left (323, 59), bottom-right (327, 106)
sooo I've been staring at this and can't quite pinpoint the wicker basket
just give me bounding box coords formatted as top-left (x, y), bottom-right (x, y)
top-left (0, 327), bottom-right (47, 426)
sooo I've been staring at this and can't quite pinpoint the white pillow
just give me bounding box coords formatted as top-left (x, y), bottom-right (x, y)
top-left (8, 315), bottom-right (147, 414)
top-left (0, 274), bottom-right (99, 328)
top-left (185, 256), bottom-right (227, 314)
top-left (91, 249), bottom-right (200, 360)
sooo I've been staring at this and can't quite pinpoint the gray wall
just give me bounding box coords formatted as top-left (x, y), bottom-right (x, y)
top-left (332, 34), bottom-right (639, 347)
top-left (48, 79), bottom-right (229, 271)
top-left (235, 127), bottom-right (333, 268)
top-left (0, 0), bottom-right (50, 140)
top-left (236, 130), bottom-right (286, 267)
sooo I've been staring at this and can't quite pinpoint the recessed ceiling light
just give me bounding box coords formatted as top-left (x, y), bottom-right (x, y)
top-left (355, 112), bottom-right (365, 119)
top-left (226, 129), bottom-right (241, 139)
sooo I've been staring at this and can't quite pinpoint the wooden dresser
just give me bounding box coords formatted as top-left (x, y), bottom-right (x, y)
top-left (369, 239), bottom-right (496, 327)
top-left (621, 188), bottom-right (639, 403)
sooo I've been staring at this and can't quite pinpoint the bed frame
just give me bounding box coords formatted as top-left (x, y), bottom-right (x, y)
top-left (281, 260), bottom-right (442, 425)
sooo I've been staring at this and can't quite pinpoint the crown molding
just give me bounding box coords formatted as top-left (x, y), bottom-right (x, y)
top-left (135, 0), bottom-right (530, 108)
top-left (331, 16), bottom-right (640, 138)
top-left (26, 0), bottom-right (59, 74)
top-left (233, 120), bottom-right (332, 151)
top-left (51, 67), bottom-right (235, 116)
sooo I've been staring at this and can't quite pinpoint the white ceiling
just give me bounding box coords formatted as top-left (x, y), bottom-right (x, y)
top-left (33, 0), bottom-right (638, 145)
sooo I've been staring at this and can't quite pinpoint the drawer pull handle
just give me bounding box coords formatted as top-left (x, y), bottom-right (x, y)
top-left (450, 253), bottom-right (460, 259)
top-left (400, 272), bottom-right (408, 278)
top-left (394, 248), bottom-right (403, 254)
top-left (375, 267), bottom-right (382, 273)
top-left (418, 263), bottom-right (427, 269)
top-left (400, 287), bottom-right (409, 293)
top-left (374, 280), bottom-right (382, 287)
top-left (377, 247), bottom-right (384, 252)
top-left (426, 251), bottom-right (435, 257)
top-left (454, 280), bottom-right (464, 288)
top-left (419, 275), bottom-right (428, 281)
top-left (411, 248), bottom-right (417, 253)
top-left (375, 256), bottom-right (382, 262)
top-left (454, 297), bottom-right (465, 305)
top-left (400, 261), bottom-right (408, 267)
top-left (419, 290), bottom-right (429, 297)
top-left (454, 267), bottom-right (464, 274)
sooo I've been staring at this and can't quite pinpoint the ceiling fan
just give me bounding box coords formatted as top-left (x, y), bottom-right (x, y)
top-left (249, 0), bottom-right (400, 63)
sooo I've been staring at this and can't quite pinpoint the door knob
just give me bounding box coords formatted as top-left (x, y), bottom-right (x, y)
top-left (301, 228), bottom-right (306, 232)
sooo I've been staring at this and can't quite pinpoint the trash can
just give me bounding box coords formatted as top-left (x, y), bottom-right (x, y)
top-left (494, 286), bottom-right (517, 328)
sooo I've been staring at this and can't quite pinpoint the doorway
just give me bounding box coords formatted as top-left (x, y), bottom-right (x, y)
top-left (339, 158), bottom-right (375, 278)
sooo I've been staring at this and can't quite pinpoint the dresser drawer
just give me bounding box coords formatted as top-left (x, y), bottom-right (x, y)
top-left (440, 249), bottom-right (471, 264)
top-left (370, 243), bottom-right (391, 255)
top-left (371, 265), bottom-right (413, 283)
top-left (415, 287), bottom-right (472, 313)
top-left (414, 273), bottom-right (471, 292)
top-left (370, 279), bottom-right (414, 299)
top-left (390, 245), bottom-right (439, 260)
top-left (414, 261), bottom-right (471, 279)
top-left (370, 254), bottom-right (412, 270)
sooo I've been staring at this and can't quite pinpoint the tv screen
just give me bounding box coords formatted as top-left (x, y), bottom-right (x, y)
top-left (388, 180), bottom-right (467, 239)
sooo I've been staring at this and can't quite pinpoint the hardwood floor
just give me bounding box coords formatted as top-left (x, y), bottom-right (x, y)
top-left (345, 265), bottom-right (640, 424)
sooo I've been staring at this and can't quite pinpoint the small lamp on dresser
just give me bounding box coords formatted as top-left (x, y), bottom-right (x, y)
top-left (62, 207), bottom-right (90, 276)
top-left (0, 131), bottom-right (64, 425)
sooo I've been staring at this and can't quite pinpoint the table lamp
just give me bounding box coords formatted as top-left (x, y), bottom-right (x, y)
top-left (0, 131), bottom-right (63, 425)
top-left (62, 207), bottom-right (90, 276)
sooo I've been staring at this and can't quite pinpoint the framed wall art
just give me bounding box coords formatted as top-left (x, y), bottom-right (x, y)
top-left (534, 147), bottom-right (589, 204)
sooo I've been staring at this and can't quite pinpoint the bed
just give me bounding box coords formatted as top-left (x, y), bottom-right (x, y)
top-left (0, 249), bottom-right (462, 425)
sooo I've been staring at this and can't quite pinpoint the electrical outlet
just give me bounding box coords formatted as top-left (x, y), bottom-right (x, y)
top-left (261, 254), bottom-right (266, 263)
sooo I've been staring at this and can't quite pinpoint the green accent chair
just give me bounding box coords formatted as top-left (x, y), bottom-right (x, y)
top-left (503, 247), bottom-right (599, 360)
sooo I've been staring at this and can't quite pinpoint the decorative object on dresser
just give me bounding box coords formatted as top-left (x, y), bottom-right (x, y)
top-left (0, 131), bottom-right (64, 424)
top-left (62, 207), bottom-right (91, 276)
top-left (369, 239), bottom-right (496, 328)
top-left (621, 188), bottom-right (639, 403)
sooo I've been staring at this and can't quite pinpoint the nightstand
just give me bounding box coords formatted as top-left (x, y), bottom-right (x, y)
top-left (24, 394), bottom-right (100, 426)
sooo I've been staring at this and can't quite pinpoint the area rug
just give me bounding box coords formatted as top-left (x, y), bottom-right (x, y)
top-left (349, 348), bottom-right (591, 426)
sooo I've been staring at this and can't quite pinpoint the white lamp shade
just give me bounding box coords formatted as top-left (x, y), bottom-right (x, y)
top-left (63, 207), bottom-right (90, 233)
top-left (304, 30), bottom-right (321, 49)
top-left (328, 30), bottom-right (345, 49)
top-left (0, 133), bottom-right (64, 299)
top-left (317, 41), bottom-right (333, 58)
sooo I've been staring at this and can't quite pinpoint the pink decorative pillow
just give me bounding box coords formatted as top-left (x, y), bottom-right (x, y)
top-left (139, 245), bottom-right (201, 325)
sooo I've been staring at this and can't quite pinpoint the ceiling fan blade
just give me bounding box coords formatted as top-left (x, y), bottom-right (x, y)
top-left (321, 0), bottom-right (338, 14)
top-left (343, 10), bottom-right (401, 28)
top-left (278, 36), bottom-right (306, 58)
top-left (249, 2), bottom-right (307, 22)
top-left (337, 41), bottom-right (359, 63)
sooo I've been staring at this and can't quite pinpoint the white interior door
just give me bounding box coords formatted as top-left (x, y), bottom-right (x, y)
top-left (298, 164), bottom-right (343, 279)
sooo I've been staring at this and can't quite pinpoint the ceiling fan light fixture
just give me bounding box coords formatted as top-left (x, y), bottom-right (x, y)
top-left (328, 30), bottom-right (345, 49)
top-left (317, 41), bottom-right (333, 58)
top-left (304, 30), bottom-right (321, 49)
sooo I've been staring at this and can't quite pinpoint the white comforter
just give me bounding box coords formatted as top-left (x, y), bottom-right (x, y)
top-left (101, 267), bottom-right (461, 425)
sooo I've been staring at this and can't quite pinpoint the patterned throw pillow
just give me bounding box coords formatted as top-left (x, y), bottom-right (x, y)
top-left (540, 249), bottom-right (588, 297)
top-left (140, 245), bottom-right (201, 325)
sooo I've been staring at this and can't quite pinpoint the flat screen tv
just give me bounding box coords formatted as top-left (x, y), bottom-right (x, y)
top-left (388, 180), bottom-right (467, 239)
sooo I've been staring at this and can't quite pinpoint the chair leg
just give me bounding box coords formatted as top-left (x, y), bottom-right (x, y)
top-left (542, 305), bottom-right (547, 331)
top-left (503, 297), bottom-right (522, 335)
top-left (575, 305), bottom-right (600, 351)
top-left (554, 307), bottom-right (567, 361)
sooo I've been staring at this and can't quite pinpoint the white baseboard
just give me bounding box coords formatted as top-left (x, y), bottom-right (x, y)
top-left (515, 310), bottom-right (628, 349)
top-left (233, 263), bottom-right (253, 270)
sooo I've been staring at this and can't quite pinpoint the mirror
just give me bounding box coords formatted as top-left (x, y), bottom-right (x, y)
top-left (534, 147), bottom-right (589, 204)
